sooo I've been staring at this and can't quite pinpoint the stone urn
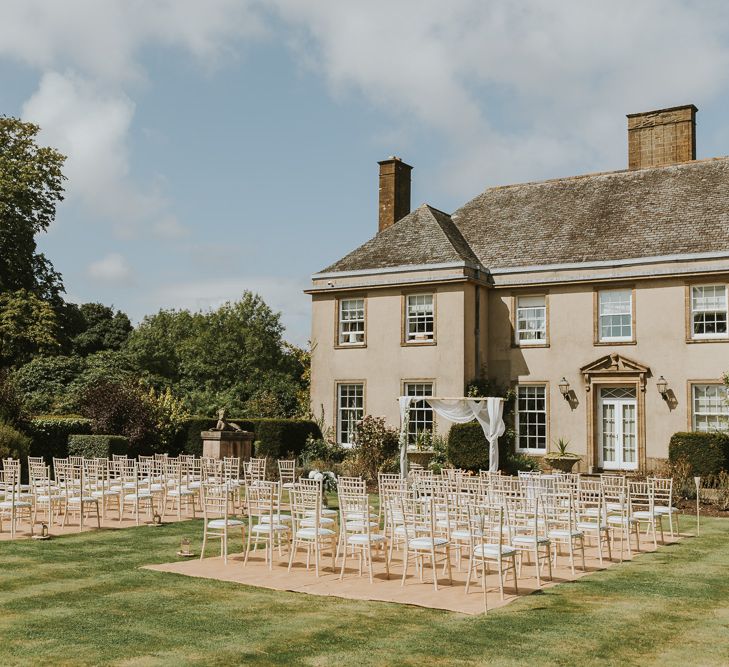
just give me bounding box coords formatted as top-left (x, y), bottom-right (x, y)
top-left (543, 454), bottom-right (581, 473)
top-left (407, 450), bottom-right (435, 469)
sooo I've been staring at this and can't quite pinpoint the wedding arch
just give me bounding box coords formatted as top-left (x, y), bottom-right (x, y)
top-left (398, 396), bottom-right (505, 476)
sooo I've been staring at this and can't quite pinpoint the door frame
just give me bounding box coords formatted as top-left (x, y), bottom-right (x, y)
top-left (581, 353), bottom-right (649, 472)
top-left (597, 388), bottom-right (639, 471)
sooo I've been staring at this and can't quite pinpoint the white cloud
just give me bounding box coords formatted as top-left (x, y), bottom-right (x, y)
top-left (271, 1), bottom-right (729, 194)
top-left (88, 253), bottom-right (134, 285)
top-left (6, 1), bottom-right (264, 239)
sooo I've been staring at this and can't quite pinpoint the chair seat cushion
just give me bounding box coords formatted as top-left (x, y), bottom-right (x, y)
top-left (167, 489), bottom-right (194, 497)
top-left (305, 508), bottom-right (337, 518)
top-left (259, 513), bottom-right (291, 524)
top-left (473, 543), bottom-right (516, 557)
top-left (296, 527), bottom-right (335, 538)
top-left (68, 496), bottom-right (98, 503)
top-left (632, 510), bottom-right (659, 520)
top-left (123, 493), bottom-right (152, 500)
top-left (548, 529), bottom-right (584, 539)
top-left (345, 520), bottom-right (379, 530)
top-left (347, 533), bottom-right (386, 544)
top-left (252, 523), bottom-right (289, 533)
top-left (409, 537), bottom-right (448, 549)
top-left (282, 482), bottom-right (296, 489)
top-left (512, 535), bottom-right (550, 545)
top-left (654, 506), bottom-right (678, 514)
top-left (92, 489), bottom-right (120, 497)
top-left (301, 516), bottom-right (335, 527)
top-left (207, 518), bottom-right (245, 529)
top-left (452, 529), bottom-right (483, 540)
top-left (0, 500), bottom-right (31, 508)
top-left (577, 521), bottom-right (608, 531)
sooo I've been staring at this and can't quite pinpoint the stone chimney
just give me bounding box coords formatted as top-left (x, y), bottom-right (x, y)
top-left (378, 156), bottom-right (412, 232)
top-left (627, 104), bottom-right (697, 169)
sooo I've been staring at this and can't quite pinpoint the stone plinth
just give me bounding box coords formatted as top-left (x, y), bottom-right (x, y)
top-left (201, 431), bottom-right (253, 460)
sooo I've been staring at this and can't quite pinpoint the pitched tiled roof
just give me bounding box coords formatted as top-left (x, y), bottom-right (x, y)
top-left (320, 158), bottom-right (729, 274)
top-left (320, 204), bottom-right (481, 273)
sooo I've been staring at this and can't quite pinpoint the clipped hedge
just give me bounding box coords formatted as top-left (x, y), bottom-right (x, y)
top-left (669, 431), bottom-right (729, 476)
top-left (172, 417), bottom-right (322, 459)
top-left (251, 419), bottom-right (322, 459)
top-left (25, 415), bottom-right (93, 462)
top-left (68, 434), bottom-right (129, 459)
top-left (447, 421), bottom-right (511, 471)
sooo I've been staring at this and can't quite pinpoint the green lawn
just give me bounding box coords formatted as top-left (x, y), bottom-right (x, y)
top-left (1, 515), bottom-right (728, 666)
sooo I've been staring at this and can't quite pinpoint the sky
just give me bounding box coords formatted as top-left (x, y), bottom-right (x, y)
top-left (4, 1), bottom-right (729, 345)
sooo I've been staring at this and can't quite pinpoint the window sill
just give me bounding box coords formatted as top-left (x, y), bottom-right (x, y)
top-left (685, 337), bottom-right (729, 344)
top-left (515, 450), bottom-right (546, 457)
top-left (512, 342), bottom-right (550, 349)
top-left (594, 340), bottom-right (636, 346)
top-left (334, 343), bottom-right (367, 350)
top-left (402, 340), bottom-right (437, 347)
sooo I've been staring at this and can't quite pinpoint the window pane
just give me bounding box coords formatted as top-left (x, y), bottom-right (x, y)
top-left (406, 294), bottom-right (434, 341)
top-left (339, 298), bottom-right (365, 344)
top-left (517, 296), bottom-right (546, 344)
top-left (692, 286), bottom-right (728, 337)
top-left (516, 385), bottom-right (547, 451)
top-left (692, 384), bottom-right (729, 432)
top-left (337, 384), bottom-right (364, 445)
top-left (599, 290), bottom-right (632, 340)
top-left (405, 383), bottom-right (434, 445)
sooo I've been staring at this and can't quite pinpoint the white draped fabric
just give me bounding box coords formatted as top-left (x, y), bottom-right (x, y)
top-left (398, 396), bottom-right (505, 476)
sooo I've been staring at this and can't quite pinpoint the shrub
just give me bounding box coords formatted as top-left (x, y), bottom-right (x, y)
top-left (25, 415), bottom-right (92, 462)
top-left (349, 415), bottom-right (399, 482)
top-left (78, 380), bottom-right (159, 456)
top-left (503, 452), bottom-right (541, 475)
top-left (669, 431), bottom-right (729, 477)
top-left (250, 419), bottom-right (322, 459)
top-left (301, 435), bottom-right (346, 465)
top-left (0, 421), bottom-right (31, 460)
top-left (172, 416), bottom-right (322, 459)
top-left (68, 434), bottom-right (129, 458)
top-left (0, 368), bottom-right (27, 425)
top-left (447, 421), bottom-right (526, 472)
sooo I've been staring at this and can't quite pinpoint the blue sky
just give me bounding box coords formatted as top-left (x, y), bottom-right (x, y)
top-left (3, 1), bottom-right (729, 345)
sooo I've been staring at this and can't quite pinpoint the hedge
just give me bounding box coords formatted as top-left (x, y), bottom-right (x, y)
top-left (447, 421), bottom-right (510, 471)
top-left (25, 416), bottom-right (93, 462)
top-left (172, 417), bottom-right (322, 459)
top-left (669, 431), bottom-right (729, 476)
top-left (68, 434), bottom-right (129, 459)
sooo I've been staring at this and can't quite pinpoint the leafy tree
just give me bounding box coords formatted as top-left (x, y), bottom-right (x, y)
top-left (0, 289), bottom-right (60, 367)
top-left (0, 368), bottom-right (27, 425)
top-left (0, 116), bottom-right (66, 301)
top-left (70, 303), bottom-right (132, 356)
top-left (127, 292), bottom-right (307, 416)
top-left (78, 380), bottom-right (159, 455)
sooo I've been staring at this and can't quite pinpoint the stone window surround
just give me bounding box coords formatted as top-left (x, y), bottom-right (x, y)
top-left (511, 292), bottom-right (550, 348)
top-left (334, 380), bottom-right (366, 447)
top-left (401, 290), bottom-right (437, 346)
top-left (685, 280), bottom-right (729, 343)
top-left (334, 295), bottom-right (367, 349)
top-left (593, 286), bottom-right (637, 345)
top-left (514, 381), bottom-right (550, 454)
top-left (687, 380), bottom-right (729, 432)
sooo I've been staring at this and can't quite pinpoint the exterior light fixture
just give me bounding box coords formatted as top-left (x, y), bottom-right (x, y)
top-left (657, 376), bottom-right (669, 400)
top-left (558, 377), bottom-right (570, 400)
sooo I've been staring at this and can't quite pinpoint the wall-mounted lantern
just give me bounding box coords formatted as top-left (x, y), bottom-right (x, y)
top-left (657, 376), bottom-right (669, 401)
top-left (558, 377), bottom-right (571, 400)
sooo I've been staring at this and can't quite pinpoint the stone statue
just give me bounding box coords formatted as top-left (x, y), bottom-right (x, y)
top-left (213, 408), bottom-right (242, 432)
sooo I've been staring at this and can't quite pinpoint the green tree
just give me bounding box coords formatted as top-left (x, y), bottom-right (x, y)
top-left (70, 303), bottom-right (133, 356)
top-left (0, 289), bottom-right (60, 367)
top-left (0, 116), bottom-right (66, 300)
top-left (127, 292), bottom-right (306, 416)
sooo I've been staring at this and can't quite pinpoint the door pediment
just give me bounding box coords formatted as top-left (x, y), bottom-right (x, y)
top-left (580, 353), bottom-right (650, 392)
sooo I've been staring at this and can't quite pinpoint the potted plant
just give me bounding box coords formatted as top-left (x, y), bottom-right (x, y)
top-left (544, 438), bottom-right (581, 473)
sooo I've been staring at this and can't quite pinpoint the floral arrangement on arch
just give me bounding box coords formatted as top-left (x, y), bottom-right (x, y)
top-left (308, 469), bottom-right (338, 493)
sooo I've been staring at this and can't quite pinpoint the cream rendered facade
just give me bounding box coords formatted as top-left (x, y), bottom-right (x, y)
top-left (309, 256), bottom-right (729, 472)
top-left (309, 106), bottom-right (729, 471)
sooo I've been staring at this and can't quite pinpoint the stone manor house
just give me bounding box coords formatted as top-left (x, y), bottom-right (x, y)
top-left (307, 105), bottom-right (729, 472)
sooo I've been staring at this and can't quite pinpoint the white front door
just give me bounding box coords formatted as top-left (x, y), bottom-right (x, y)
top-left (598, 386), bottom-right (638, 470)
